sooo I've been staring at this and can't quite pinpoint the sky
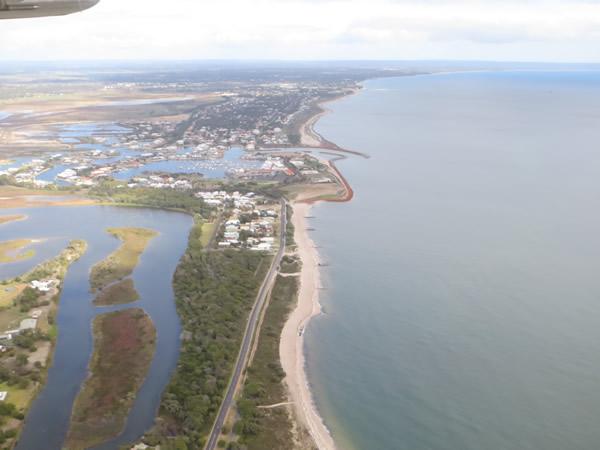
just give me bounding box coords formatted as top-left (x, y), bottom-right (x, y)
top-left (1, 0), bottom-right (600, 62)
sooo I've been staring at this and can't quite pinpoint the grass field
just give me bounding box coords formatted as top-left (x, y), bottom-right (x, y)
top-left (0, 381), bottom-right (35, 410)
top-left (0, 304), bottom-right (26, 332)
top-left (0, 215), bottom-right (25, 225)
top-left (200, 220), bottom-right (218, 248)
top-left (0, 239), bottom-right (35, 263)
top-left (65, 308), bottom-right (156, 449)
top-left (89, 227), bottom-right (158, 293)
top-left (92, 279), bottom-right (140, 307)
top-left (0, 284), bottom-right (25, 305)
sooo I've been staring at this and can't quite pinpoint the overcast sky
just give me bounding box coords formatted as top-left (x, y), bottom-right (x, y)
top-left (2, 0), bottom-right (600, 62)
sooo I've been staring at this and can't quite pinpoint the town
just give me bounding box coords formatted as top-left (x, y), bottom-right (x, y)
top-left (195, 191), bottom-right (281, 251)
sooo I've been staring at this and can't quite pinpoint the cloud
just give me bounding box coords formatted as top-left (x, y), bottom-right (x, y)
top-left (334, 1), bottom-right (600, 48)
top-left (0, 0), bottom-right (600, 61)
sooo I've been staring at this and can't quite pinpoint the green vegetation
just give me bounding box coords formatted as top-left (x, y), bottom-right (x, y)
top-left (13, 329), bottom-right (50, 353)
top-left (0, 239), bottom-right (86, 447)
top-left (200, 219), bottom-right (218, 248)
top-left (280, 255), bottom-right (301, 274)
top-left (141, 228), bottom-right (272, 449)
top-left (0, 381), bottom-right (31, 411)
top-left (89, 227), bottom-right (158, 293)
top-left (1, 239), bottom-right (87, 317)
top-left (285, 205), bottom-right (296, 247)
top-left (66, 308), bottom-right (156, 449)
top-left (0, 331), bottom-right (52, 444)
top-left (90, 183), bottom-right (214, 217)
top-left (0, 215), bottom-right (25, 225)
top-left (232, 275), bottom-right (301, 449)
top-left (0, 175), bottom-right (16, 187)
top-left (22, 239), bottom-right (87, 284)
top-left (92, 278), bottom-right (140, 307)
top-left (15, 286), bottom-right (43, 312)
top-left (0, 399), bottom-right (22, 443)
top-left (0, 239), bottom-right (35, 263)
top-left (0, 284), bottom-right (24, 307)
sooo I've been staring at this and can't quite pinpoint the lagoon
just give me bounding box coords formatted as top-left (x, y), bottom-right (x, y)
top-left (0, 205), bottom-right (193, 449)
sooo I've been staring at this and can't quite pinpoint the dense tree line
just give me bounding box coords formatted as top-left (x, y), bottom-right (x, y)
top-left (0, 175), bottom-right (14, 186)
top-left (15, 286), bottom-right (43, 312)
top-left (89, 184), bottom-right (215, 218)
top-left (285, 205), bottom-right (295, 247)
top-left (142, 229), bottom-right (271, 449)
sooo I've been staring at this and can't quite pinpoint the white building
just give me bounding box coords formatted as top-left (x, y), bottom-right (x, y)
top-left (31, 280), bottom-right (53, 292)
top-left (58, 168), bottom-right (77, 179)
top-left (251, 243), bottom-right (272, 252)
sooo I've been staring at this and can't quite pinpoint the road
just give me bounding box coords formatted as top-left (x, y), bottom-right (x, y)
top-left (205, 212), bottom-right (225, 250)
top-left (205, 198), bottom-right (288, 450)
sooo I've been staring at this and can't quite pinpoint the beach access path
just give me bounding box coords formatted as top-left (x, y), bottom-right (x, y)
top-left (205, 199), bottom-right (288, 450)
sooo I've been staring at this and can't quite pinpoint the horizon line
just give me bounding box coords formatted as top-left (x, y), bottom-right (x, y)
top-left (2, 59), bottom-right (600, 65)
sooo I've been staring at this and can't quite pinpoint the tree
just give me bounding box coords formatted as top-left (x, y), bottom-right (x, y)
top-left (16, 353), bottom-right (28, 366)
top-left (18, 377), bottom-right (29, 389)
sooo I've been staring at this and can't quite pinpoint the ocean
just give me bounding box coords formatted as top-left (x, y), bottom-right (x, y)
top-left (305, 71), bottom-right (600, 450)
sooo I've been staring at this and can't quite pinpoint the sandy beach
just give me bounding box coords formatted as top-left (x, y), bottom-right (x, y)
top-left (300, 106), bottom-right (331, 147)
top-left (280, 88), bottom-right (365, 450)
top-left (280, 202), bottom-right (337, 450)
top-left (299, 88), bottom-right (363, 149)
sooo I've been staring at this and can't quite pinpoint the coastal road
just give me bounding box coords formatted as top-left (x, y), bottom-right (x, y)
top-left (205, 198), bottom-right (288, 450)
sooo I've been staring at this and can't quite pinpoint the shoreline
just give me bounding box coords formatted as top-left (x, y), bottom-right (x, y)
top-left (280, 201), bottom-right (336, 450)
top-left (298, 87), bottom-right (370, 159)
top-left (280, 87), bottom-right (365, 450)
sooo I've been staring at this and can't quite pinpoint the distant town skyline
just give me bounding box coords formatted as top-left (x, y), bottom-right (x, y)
top-left (1, 0), bottom-right (600, 62)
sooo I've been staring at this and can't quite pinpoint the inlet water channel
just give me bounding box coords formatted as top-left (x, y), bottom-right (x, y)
top-left (0, 205), bottom-right (193, 449)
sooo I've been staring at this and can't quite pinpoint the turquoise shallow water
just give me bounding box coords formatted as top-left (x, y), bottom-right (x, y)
top-left (305, 71), bottom-right (600, 450)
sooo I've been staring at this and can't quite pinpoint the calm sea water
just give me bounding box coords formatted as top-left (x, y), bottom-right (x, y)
top-left (306, 71), bottom-right (600, 450)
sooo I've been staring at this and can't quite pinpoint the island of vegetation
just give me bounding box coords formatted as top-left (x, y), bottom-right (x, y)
top-left (0, 239), bottom-right (86, 448)
top-left (0, 239), bottom-right (35, 264)
top-left (92, 278), bottom-right (140, 307)
top-left (66, 308), bottom-right (156, 449)
top-left (89, 227), bottom-right (158, 293)
top-left (0, 215), bottom-right (26, 226)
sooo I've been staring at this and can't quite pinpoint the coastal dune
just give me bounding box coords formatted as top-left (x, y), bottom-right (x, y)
top-left (280, 202), bottom-right (337, 450)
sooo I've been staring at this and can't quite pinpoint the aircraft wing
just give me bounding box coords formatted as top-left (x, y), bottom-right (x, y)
top-left (0, 0), bottom-right (99, 19)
